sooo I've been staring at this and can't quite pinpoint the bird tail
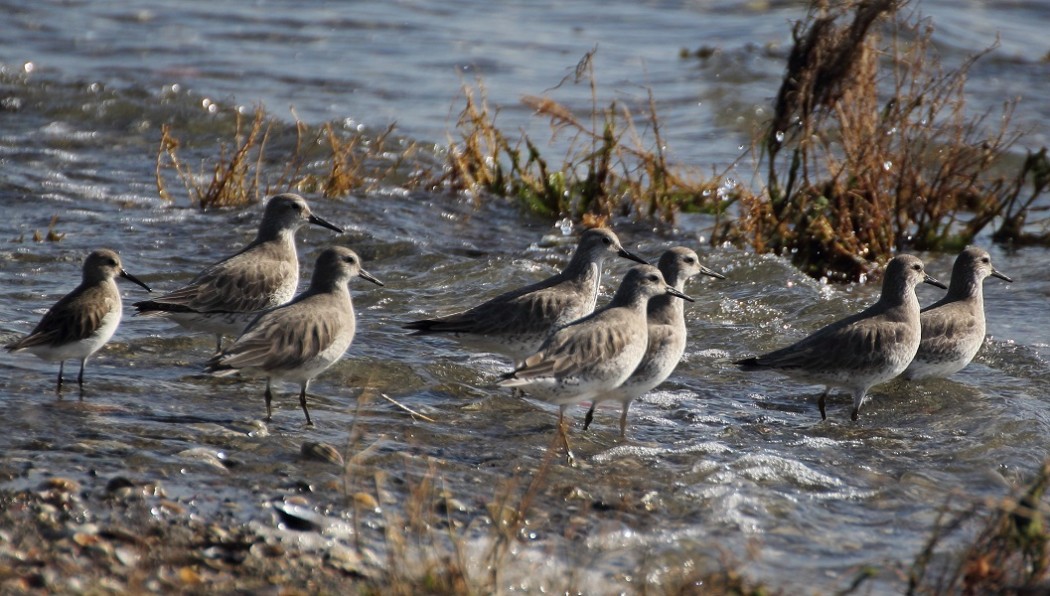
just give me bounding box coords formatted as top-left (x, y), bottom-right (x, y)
top-left (496, 370), bottom-right (522, 386)
top-left (132, 300), bottom-right (198, 316)
top-left (203, 354), bottom-right (237, 376)
top-left (402, 319), bottom-right (435, 335)
top-left (402, 318), bottom-right (467, 336)
top-left (735, 357), bottom-right (764, 371)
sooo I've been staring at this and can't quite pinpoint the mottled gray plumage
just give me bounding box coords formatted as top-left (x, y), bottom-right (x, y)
top-left (736, 254), bottom-right (946, 421)
top-left (404, 228), bottom-right (647, 364)
top-left (204, 246), bottom-right (382, 425)
top-left (904, 247), bottom-right (1012, 380)
top-left (134, 193), bottom-right (343, 352)
top-left (5, 249), bottom-right (151, 392)
top-left (500, 265), bottom-right (694, 460)
top-left (583, 247), bottom-right (724, 437)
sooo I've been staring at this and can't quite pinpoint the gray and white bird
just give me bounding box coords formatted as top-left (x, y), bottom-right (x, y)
top-left (736, 254), bottom-right (946, 421)
top-left (403, 227), bottom-right (642, 365)
top-left (583, 247), bottom-right (724, 437)
top-left (499, 264), bottom-right (693, 460)
top-left (5, 249), bottom-right (152, 392)
top-left (204, 246), bottom-right (382, 425)
top-left (404, 227), bottom-right (647, 365)
top-left (903, 246), bottom-right (1012, 380)
top-left (134, 193), bottom-right (343, 352)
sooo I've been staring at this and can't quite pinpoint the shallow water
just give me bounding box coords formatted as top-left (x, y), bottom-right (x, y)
top-left (1, 0), bottom-right (1049, 592)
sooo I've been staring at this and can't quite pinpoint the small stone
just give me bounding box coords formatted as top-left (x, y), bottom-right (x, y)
top-left (352, 492), bottom-right (379, 511)
top-left (105, 477), bottom-right (135, 494)
top-left (272, 501), bottom-right (324, 532)
top-left (300, 442), bottom-right (344, 466)
top-left (325, 545), bottom-right (362, 573)
top-left (115, 546), bottom-right (140, 567)
top-left (486, 503), bottom-right (519, 528)
top-left (176, 448), bottom-right (227, 471)
top-left (178, 566), bottom-right (202, 585)
top-left (39, 477), bottom-right (80, 493)
top-left (436, 492), bottom-right (468, 514)
top-left (250, 542), bottom-right (285, 558)
top-left (72, 533), bottom-right (98, 547)
top-left (154, 500), bottom-right (185, 516)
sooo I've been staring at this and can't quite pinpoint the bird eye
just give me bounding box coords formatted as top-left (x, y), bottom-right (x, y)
top-left (913, 264), bottom-right (921, 271)
top-left (684, 257), bottom-right (695, 264)
top-left (107, 258), bottom-right (117, 267)
top-left (602, 237), bottom-right (612, 245)
top-left (981, 257), bottom-right (990, 263)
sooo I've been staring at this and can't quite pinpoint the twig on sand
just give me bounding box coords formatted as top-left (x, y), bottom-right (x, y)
top-left (380, 393), bottom-right (436, 422)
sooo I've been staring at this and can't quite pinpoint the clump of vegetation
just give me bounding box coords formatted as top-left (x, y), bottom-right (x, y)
top-left (156, 106), bottom-right (422, 209)
top-left (722, 0), bottom-right (1048, 281)
top-left (154, 0), bottom-right (1048, 282)
top-left (432, 49), bottom-right (727, 222)
top-left (907, 459), bottom-right (1050, 594)
top-left (329, 391), bottom-right (770, 594)
top-left (11, 214), bottom-right (65, 243)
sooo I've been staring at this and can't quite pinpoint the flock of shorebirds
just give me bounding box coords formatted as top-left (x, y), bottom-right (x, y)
top-left (4, 193), bottom-right (1012, 459)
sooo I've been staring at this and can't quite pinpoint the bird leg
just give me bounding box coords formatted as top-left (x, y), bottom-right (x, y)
top-left (583, 403), bottom-right (596, 430)
top-left (299, 381), bottom-right (313, 426)
top-left (557, 406), bottom-right (576, 467)
top-left (850, 389), bottom-right (867, 422)
top-left (818, 388), bottom-right (829, 420)
top-left (213, 334), bottom-right (223, 355)
top-left (264, 379), bottom-right (274, 422)
top-left (55, 361), bottom-right (65, 395)
top-left (619, 402), bottom-right (631, 439)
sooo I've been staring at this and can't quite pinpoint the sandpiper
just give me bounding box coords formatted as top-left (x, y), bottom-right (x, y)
top-left (204, 246), bottom-right (383, 425)
top-left (5, 249), bottom-right (152, 393)
top-left (499, 265), bottom-right (694, 461)
top-left (134, 193), bottom-right (343, 352)
top-left (903, 246), bottom-right (1012, 380)
top-left (736, 254), bottom-right (946, 421)
top-left (403, 227), bottom-right (647, 365)
top-left (583, 247), bottom-right (725, 437)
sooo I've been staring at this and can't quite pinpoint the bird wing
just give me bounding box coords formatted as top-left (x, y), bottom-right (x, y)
top-left (504, 310), bottom-right (635, 381)
top-left (918, 301), bottom-right (979, 355)
top-left (408, 278), bottom-right (579, 336)
top-left (143, 246), bottom-right (297, 314)
top-left (6, 284), bottom-right (116, 349)
top-left (207, 294), bottom-right (347, 372)
top-left (756, 315), bottom-right (910, 372)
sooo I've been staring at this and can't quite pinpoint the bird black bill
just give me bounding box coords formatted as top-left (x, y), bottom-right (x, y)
top-left (617, 247), bottom-right (649, 265)
top-left (666, 286), bottom-right (695, 302)
top-left (923, 273), bottom-right (948, 290)
top-left (308, 213), bottom-right (345, 234)
top-left (700, 265), bottom-right (726, 280)
top-left (359, 269), bottom-right (384, 286)
top-left (992, 269), bottom-right (1013, 283)
top-left (121, 270), bottom-right (152, 293)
